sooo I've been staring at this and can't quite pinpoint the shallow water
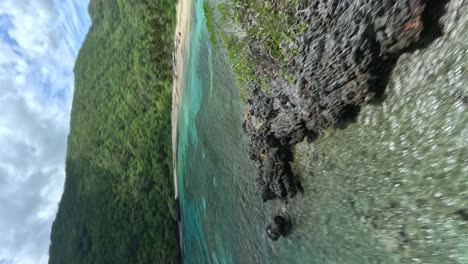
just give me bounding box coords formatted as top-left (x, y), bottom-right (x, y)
top-left (177, 0), bottom-right (468, 263)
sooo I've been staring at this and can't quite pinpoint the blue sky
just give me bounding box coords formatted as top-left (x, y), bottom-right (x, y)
top-left (0, 0), bottom-right (90, 263)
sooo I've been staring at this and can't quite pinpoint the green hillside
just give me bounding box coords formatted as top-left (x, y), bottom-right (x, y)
top-left (49, 0), bottom-right (178, 263)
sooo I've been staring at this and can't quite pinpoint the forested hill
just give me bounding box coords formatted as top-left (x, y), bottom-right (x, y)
top-left (48, 0), bottom-right (178, 263)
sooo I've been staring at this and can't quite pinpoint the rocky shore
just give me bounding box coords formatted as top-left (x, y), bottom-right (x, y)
top-left (237, 0), bottom-right (449, 237)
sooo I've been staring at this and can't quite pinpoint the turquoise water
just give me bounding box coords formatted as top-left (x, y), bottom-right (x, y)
top-left (177, 1), bottom-right (273, 262)
top-left (177, 1), bottom-right (468, 263)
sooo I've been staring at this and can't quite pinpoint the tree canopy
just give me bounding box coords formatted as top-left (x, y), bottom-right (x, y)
top-left (49, 0), bottom-right (178, 263)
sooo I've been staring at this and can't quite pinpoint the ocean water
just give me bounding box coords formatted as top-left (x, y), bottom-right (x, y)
top-left (176, 1), bottom-right (468, 263)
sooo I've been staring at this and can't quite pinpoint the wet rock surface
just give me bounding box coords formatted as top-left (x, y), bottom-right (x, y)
top-left (241, 0), bottom-right (448, 237)
top-left (265, 214), bottom-right (292, 241)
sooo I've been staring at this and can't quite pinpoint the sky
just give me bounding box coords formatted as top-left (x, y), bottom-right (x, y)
top-left (0, 0), bottom-right (90, 263)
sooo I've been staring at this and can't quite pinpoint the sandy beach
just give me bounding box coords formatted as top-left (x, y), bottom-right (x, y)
top-left (172, 0), bottom-right (191, 198)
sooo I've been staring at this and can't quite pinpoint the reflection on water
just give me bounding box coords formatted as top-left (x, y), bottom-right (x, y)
top-left (177, 0), bottom-right (468, 263)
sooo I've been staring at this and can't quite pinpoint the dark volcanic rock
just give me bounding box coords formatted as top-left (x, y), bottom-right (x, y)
top-left (241, 0), bottom-right (448, 239)
top-left (266, 214), bottom-right (292, 241)
top-left (291, 0), bottom-right (431, 133)
top-left (244, 0), bottom-right (446, 200)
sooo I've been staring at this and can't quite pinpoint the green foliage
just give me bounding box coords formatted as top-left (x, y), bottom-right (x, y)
top-left (48, 0), bottom-right (179, 263)
top-left (230, 0), bottom-right (308, 63)
top-left (204, 1), bottom-right (218, 48)
top-left (217, 0), bottom-right (309, 98)
top-left (220, 33), bottom-right (254, 102)
top-left (218, 2), bottom-right (229, 25)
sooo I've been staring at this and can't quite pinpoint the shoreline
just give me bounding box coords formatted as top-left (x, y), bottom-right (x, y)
top-left (222, 0), bottom-right (449, 239)
top-left (172, 0), bottom-right (192, 199)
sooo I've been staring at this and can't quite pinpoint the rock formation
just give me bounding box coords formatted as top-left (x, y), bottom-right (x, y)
top-left (241, 0), bottom-right (448, 238)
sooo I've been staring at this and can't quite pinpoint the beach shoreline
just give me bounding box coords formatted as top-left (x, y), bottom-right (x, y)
top-left (172, 0), bottom-right (191, 198)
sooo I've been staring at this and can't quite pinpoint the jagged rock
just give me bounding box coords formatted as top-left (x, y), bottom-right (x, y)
top-left (244, 0), bottom-right (442, 204)
top-left (240, 0), bottom-right (447, 238)
top-left (265, 223), bottom-right (281, 241)
top-left (266, 214), bottom-right (292, 241)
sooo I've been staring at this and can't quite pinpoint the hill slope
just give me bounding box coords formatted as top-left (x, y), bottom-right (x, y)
top-left (49, 0), bottom-right (178, 263)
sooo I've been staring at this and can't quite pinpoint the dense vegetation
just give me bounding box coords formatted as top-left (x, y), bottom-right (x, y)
top-left (204, 0), bottom-right (307, 100)
top-left (49, 0), bottom-right (178, 263)
top-left (203, 1), bottom-right (218, 48)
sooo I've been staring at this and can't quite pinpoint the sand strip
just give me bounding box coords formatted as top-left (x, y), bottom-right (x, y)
top-left (172, 0), bottom-right (192, 198)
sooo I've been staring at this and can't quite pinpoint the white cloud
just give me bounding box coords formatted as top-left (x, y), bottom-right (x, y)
top-left (0, 0), bottom-right (90, 263)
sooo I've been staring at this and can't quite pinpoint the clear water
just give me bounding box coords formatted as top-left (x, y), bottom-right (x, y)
top-left (177, 0), bottom-right (468, 263)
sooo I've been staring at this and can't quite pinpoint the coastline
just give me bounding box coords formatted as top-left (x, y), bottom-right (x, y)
top-left (172, 0), bottom-right (192, 199)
